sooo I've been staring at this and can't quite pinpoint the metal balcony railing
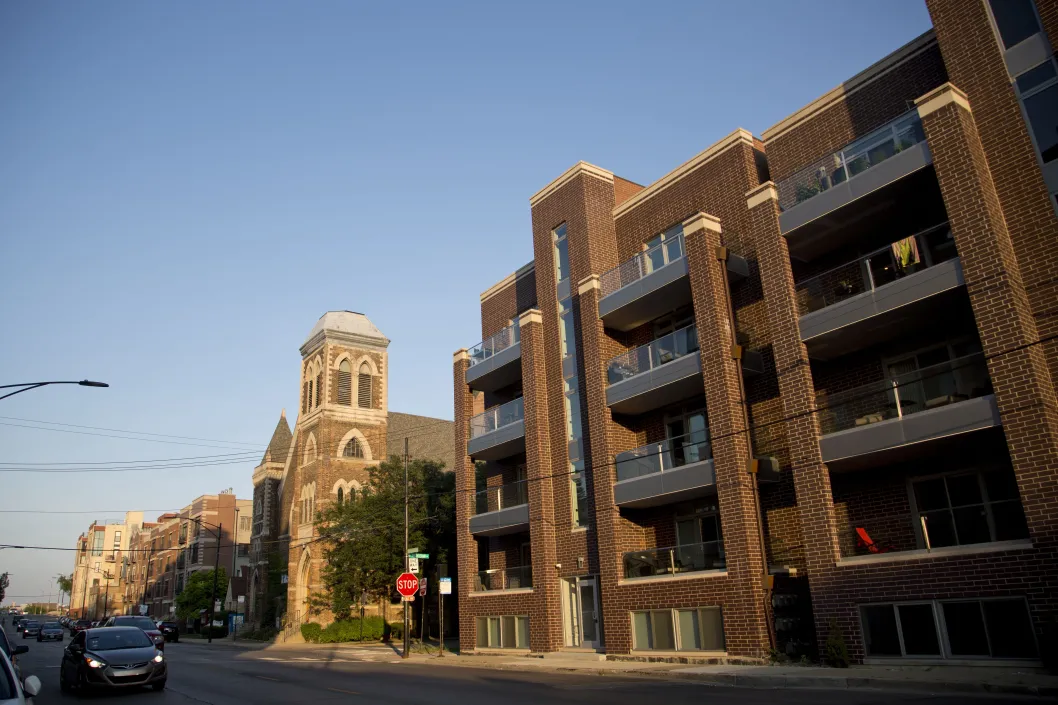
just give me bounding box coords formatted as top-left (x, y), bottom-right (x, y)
top-left (794, 222), bottom-right (957, 316)
top-left (615, 431), bottom-right (712, 482)
top-left (606, 324), bottom-right (698, 385)
top-left (816, 353), bottom-right (992, 434)
top-left (474, 479), bottom-right (529, 515)
top-left (474, 566), bottom-right (532, 592)
top-left (599, 232), bottom-right (686, 298)
top-left (467, 322), bottom-right (520, 368)
top-left (468, 397), bottom-right (524, 440)
top-left (623, 541), bottom-right (726, 579)
top-left (777, 111), bottom-right (927, 211)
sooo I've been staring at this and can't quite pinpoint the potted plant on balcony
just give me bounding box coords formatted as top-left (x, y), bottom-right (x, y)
top-left (834, 279), bottom-right (856, 298)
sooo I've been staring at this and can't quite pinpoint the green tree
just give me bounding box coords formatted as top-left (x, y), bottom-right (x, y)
top-left (314, 455), bottom-right (452, 620)
top-left (0, 572), bottom-right (8, 604)
top-left (56, 574), bottom-right (73, 605)
top-left (174, 568), bottom-right (227, 621)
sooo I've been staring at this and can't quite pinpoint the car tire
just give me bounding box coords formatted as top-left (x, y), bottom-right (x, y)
top-left (152, 680), bottom-right (166, 692)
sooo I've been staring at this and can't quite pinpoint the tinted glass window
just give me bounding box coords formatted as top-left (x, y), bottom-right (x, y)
top-left (862, 605), bottom-right (901, 656)
top-left (1017, 61), bottom-right (1057, 93)
top-left (983, 599), bottom-right (1037, 658)
top-left (87, 629), bottom-right (153, 651)
top-left (943, 601), bottom-right (989, 656)
top-left (44, 622), bottom-right (61, 629)
top-left (1023, 84), bottom-right (1058, 163)
top-left (0, 654), bottom-right (14, 701)
top-left (989, 0), bottom-right (1041, 49)
top-left (898, 604), bottom-right (941, 655)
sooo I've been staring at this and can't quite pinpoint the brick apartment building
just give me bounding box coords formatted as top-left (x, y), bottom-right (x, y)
top-left (453, 0), bottom-right (1058, 664)
top-left (124, 493), bottom-right (251, 621)
top-left (247, 311), bottom-right (455, 631)
top-left (70, 512), bottom-right (142, 620)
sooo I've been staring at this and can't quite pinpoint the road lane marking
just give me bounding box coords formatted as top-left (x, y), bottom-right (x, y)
top-left (328, 687), bottom-right (360, 695)
top-left (255, 675), bottom-right (280, 682)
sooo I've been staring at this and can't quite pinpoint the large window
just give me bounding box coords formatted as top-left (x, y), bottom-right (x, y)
top-left (343, 437), bottom-right (364, 458)
top-left (861, 598), bottom-right (1037, 660)
top-left (988, 0), bottom-right (1042, 49)
top-left (553, 223), bottom-right (569, 283)
top-left (911, 469), bottom-right (1029, 549)
top-left (92, 532), bottom-right (104, 556)
top-left (1016, 59), bottom-right (1058, 165)
top-left (337, 360), bottom-right (352, 405)
top-left (632, 607), bottom-right (724, 652)
top-left (645, 223), bottom-right (684, 273)
top-left (476, 615), bottom-right (530, 649)
top-left (570, 461), bottom-right (588, 528)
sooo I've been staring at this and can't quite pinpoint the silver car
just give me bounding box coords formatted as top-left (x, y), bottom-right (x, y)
top-left (60, 627), bottom-right (167, 692)
top-left (0, 648), bottom-right (41, 705)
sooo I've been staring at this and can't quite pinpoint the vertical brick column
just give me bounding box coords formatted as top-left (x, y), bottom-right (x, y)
top-left (452, 349), bottom-right (477, 650)
top-left (917, 84), bottom-right (1058, 553)
top-left (576, 274), bottom-right (629, 652)
top-left (749, 182), bottom-right (840, 652)
top-left (684, 212), bottom-right (772, 658)
top-left (519, 309), bottom-right (562, 652)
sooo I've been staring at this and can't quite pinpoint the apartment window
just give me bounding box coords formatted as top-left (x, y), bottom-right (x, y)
top-left (553, 223), bottom-right (569, 283)
top-left (476, 615), bottom-right (529, 649)
top-left (358, 363), bottom-right (372, 408)
top-left (113, 531), bottom-right (121, 548)
top-left (632, 607), bottom-right (724, 652)
top-left (563, 376), bottom-right (583, 443)
top-left (92, 532), bottom-right (104, 556)
top-left (570, 461), bottom-right (588, 528)
top-left (559, 300), bottom-right (576, 359)
top-left (988, 0), bottom-right (1041, 49)
top-left (179, 523), bottom-right (187, 544)
top-left (861, 598), bottom-right (1036, 660)
top-left (190, 543), bottom-right (198, 564)
top-left (644, 223), bottom-right (684, 273)
top-left (911, 469), bottom-right (1029, 548)
top-left (343, 437), bottom-right (364, 459)
top-left (1015, 58), bottom-right (1058, 165)
top-left (337, 360), bottom-right (352, 405)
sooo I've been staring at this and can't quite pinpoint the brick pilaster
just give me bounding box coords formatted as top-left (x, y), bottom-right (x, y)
top-left (917, 85), bottom-right (1058, 561)
top-left (749, 181), bottom-right (841, 653)
top-left (684, 212), bottom-right (772, 658)
top-left (452, 349), bottom-right (477, 650)
top-left (519, 309), bottom-right (563, 652)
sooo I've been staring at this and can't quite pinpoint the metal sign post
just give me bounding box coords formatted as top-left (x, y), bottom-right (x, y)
top-left (439, 577), bottom-right (451, 658)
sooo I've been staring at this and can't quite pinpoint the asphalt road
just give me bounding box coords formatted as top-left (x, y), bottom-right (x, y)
top-left (4, 622), bottom-right (1037, 705)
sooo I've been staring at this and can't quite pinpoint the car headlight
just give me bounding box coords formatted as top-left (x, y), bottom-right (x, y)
top-left (153, 652), bottom-right (164, 663)
top-left (85, 656), bottom-right (106, 669)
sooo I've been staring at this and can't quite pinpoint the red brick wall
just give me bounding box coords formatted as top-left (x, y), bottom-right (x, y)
top-left (613, 176), bottom-right (645, 207)
top-left (481, 268), bottom-right (538, 340)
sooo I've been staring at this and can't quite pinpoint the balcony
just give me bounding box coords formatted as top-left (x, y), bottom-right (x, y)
top-left (467, 397), bottom-right (525, 460)
top-left (623, 541), bottom-right (725, 580)
top-left (469, 480), bottom-right (530, 536)
top-left (474, 566), bottom-right (532, 592)
top-left (613, 433), bottom-right (715, 509)
top-left (606, 325), bottom-right (701, 414)
top-left (818, 354), bottom-right (1000, 469)
top-left (598, 233), bottom-right (749, 332)
top-left (465, 323), bottom-right (522, 393)
top-left (796, 224), bottom-right (965, 360)
top-left (777, 111), bottom-right (936, 259)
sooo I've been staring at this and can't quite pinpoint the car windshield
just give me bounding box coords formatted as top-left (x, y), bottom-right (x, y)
top-left (25, 621), bottom-right (40, 627)
top-left (87, 629), bottom-right (153, 651)
top-left (116, 617), bottom-right (157, 630)
top-left (161, 622), bottom-right (177, 628)
top-left (44, 622), bottom-right (62, 629)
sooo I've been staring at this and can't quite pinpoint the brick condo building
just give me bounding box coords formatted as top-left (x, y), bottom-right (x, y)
top-left (247, 311), bottom-right (455, 631)
top-left (453, 0), bottom-right (1058, 664)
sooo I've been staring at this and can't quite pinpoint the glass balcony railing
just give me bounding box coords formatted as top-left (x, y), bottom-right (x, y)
top-left (777, 111), bottom-right (927, 211)
top-left (468, 323), bottom-right (520, 368)
top-left (615, 431), bottom-right (713, 482)
top-left (599, 232), bottom-right (686, 298)
top-left (468, 397), bottom-right (525, 440)
top-left (474, 566), bottom-right (533, 592)
top-left (816, 353), bottom-right (992, 435)
top-left (794, 222), bottom-right (957, 315)
top-left (606, 324), bottom-right (699, 386)
top-left (623, 541), bottom-right (726, 579)
top-left (474, 479), bottom-right (529, 515)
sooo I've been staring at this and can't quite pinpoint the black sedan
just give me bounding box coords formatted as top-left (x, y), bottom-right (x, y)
top-left (37, 621), bottom-right (64, 642)
top-left (60, 627), bottom-right (166, 692)
top-left (157, 621), bottom-right (180, 643)
top-left (20, 621), bottom-right (40, 639)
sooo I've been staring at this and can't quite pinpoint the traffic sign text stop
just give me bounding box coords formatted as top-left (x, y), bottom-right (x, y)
top-left (396, 572), bottom-right (419, 597)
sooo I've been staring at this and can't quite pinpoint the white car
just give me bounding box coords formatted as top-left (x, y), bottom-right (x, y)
top-left (0, 647), bottom-right (40, 704)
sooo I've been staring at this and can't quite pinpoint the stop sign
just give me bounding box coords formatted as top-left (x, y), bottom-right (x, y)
top-left (396, 572), bottom-right (419, 597)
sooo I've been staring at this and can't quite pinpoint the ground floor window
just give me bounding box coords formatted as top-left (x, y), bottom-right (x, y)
top-left (476, 615), bottom-right (529, 649)
top-left (631, 607), bottom-right (724, 652)
top-left (861, 597), bottom-right (1036, 660)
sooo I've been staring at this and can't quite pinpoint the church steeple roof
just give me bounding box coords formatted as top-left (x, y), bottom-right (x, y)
top-left (261, 409), bottom-right (293, 465)
top-left (300, 311), bottom-right (389, 354)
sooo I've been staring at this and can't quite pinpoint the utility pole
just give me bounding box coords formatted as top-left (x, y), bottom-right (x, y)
top-left (207, 522), bottom-right (222, 644)
top-left (403, 437), bottom-right (409, 660)
top-left (141, 546), bottom-right (153, 617)
top-left (102, 570), bottom-right (113, 619)
top-left (79, 564), bottom-right (90, 618)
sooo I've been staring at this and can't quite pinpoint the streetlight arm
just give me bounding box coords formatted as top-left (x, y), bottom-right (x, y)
top-left (0, 380), bottom-right (108, 402)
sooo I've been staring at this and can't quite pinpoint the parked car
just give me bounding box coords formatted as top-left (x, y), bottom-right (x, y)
top-left (13, 621), bottom-right (27, 636)
top-left (0, 628), bottom-right (28, 683)
top-left (157, 622), bottom-right (179, 643)
top-left (100, 616), bottom-right (165, 650)
top-left (19, 623), bottom-right (39, 640)
top-left (0, 647), bottom-right (41, 705)
top-left (59, 627), bottom-right (166, 693)
top-left (37, 622), bottom-right (63, 642)
top-left (69, 620), bottom-right (92, 635)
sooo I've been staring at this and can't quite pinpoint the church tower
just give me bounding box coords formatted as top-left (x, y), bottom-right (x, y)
top-left (283, 311), bottom-right (390, 624)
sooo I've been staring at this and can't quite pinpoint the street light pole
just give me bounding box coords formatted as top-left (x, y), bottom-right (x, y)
top-left (141, 546), bottom-right (153, 617)
top-left (0, 380), bottom-right (108, 402)
top-left (207, 522), bottom-right (222, 644)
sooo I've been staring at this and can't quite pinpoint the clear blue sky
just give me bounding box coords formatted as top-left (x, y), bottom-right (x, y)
top-left (0, 1), bottom-right (932, 603)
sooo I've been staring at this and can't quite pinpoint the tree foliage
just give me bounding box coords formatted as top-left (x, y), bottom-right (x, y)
top-left (56, 574), bottom-right (73, 597)
top-left (313, 455), bottom-right (454, 620)
top-left (174, 568), bottom-right (227, 621)
top-left (0, 572), bottom-right (8, 604)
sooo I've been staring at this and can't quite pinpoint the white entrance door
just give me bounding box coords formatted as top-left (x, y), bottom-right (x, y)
top-left (563, 577), bottom-right (602, 649)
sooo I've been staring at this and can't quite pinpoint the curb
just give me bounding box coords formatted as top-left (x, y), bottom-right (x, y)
top-left (172, 639), bottom-right (269, 650)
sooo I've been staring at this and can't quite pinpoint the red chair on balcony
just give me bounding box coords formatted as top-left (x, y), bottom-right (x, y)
top-left (855, 527), bottom-right (894, 554)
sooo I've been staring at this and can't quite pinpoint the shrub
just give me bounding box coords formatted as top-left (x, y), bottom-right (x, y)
top-left (389, 621), bottom-right (404, 641)
top-left (825, 619), bottom-right (849, 668)
top-left (301, 622), bottom-right (323, 643)
top-left (313, 616), bottom-right (387, 644)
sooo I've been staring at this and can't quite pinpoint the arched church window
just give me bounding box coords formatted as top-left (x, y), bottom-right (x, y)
top-left (358, 363), bottom-right (372, 408)
top-left (337, 360), bottom-right (352, 405)
top-left (343, 438), bottom-right (364, 459)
